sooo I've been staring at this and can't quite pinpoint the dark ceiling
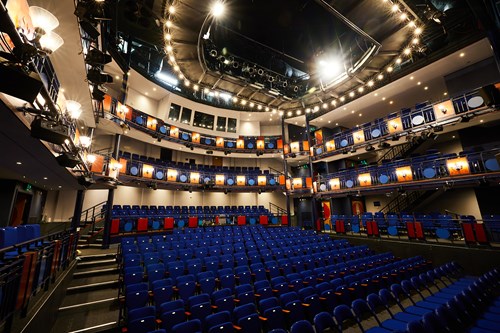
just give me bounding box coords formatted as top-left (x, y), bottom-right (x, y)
top-left (108, 0), bottom-right (483, 114)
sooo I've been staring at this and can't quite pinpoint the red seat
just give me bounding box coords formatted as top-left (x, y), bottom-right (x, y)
top-left (414, 222), bottom-right (424, 239)
top-left (189, 217), bottom-right (198, 228)
top-left (110, 219), bottom-right (120, 235)
top-left (260, 215), bottom-right (268, 225)
top-left (370, 221), bottom-right (379, 236)
top-left (474, 223), bottom-right (488, 244)
top-left (137, 218), bottom-right (148, 232)
top-left (462, 223), bottom-right (475, 243)
top-left (406, 222), bottom-right (416, 239)
top-left (366, 221), bottom-right (373, 235)
top-left (164, 217), bottom-right (174, 230)
top-left (237, 216), bottom-right (246, 226)
top-left (281, 215), bottom-right (288, 226)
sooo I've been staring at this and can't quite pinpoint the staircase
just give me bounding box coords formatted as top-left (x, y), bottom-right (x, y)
top-left (76, 201), bottom-right (107, 249)
top-left (377, 139), bottom-right (423, 164)
top-left (50, 247), bottom-right (120, 333)
top-left (379, 189), bottom-right (438, 214)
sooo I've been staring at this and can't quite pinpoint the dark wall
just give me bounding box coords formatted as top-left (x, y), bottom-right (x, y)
top-left (475, 186), bottom-right (500, 215)
top-left (0, 180), bottom-right (18, 227)
top-left (287, 124), bottom-right (308, 142)
top-left (444, 57), bottom-right (500, 96)
top-left (331, 197), bottom-right (352, 216)
top-left (459, 123), bottom-right (500, 150)
top-left (294, 198), bottom-right (314, 228)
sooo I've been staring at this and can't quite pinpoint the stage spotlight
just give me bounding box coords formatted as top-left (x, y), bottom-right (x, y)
top-left (91, 86), bottom-right (106, 101)
top-left (365, 144), bottom-right (375, 152)
top-left (85, 49), bottom-right (112, 66)
top-left (224, 151), bottom-right (231, 155)
top-left (87, 68), bottom-right (113, 84)
top-left (433, 125), bottom-right (443, 132)
top-left (206, 150), bottom-right (213, 154)
top-left (79, 21), bottom-right (100, 39)
top-left (350, 147), bottom-right (357, 153)
top-left (378, 142), bottom-right (390, 149)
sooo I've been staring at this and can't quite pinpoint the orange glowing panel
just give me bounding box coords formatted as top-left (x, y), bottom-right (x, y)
top-left (119, 158), bottom-right (127, 174)
top-left (90, 154), bottom-right (105, 173)
top-left (142, 164), bottom-right (154, 179)
top-left (353, 130), bottom-right (365, 144)
top-left (315, 130), bottom-right (323, 145)
top-left (358, 173), bottom-right (372, 186)
top-left (396, 166), bottom-right (413, 182)
top-left (216, 137), bottom-right (224, 147)
top-left (237, 139), bottom-right (245, 149)
top-left (256, 140), bottom-right (265, 149)
top-left (192, 133), bottom-right (201, 144)
top-left (190, 172), bottom-right (200, 184)
top-left (167, 169), bottom-right (178, 181)
top-left (215, 174), bottom-right (225, 185)
top-left (313, 181), bottom-right (318, 193)
top-left (147, 117), bottom-right (157, 131)
top-left (107, 158), bottom-right (122, 179)
top-left (283, 144), bottom-right (290, 155)
top-left (305, 177), bottom-right (313, 188)
top-left (285, 179), bottom-right (292, 190)
top-left (170, 126), bottom-right (179, 138)
top-left (73, 128), bottom-right (80, 146)
top-left (290, 141), bottom-right (300, 153)
top-left (103, 95), bottom-right (113, 113)
top-left (329, 178), bottom-right (340, 190)
top-left (116, 102), bottom-right (130, 120)
top-left (292, 178), bottom-right (303, 189)
top-left (302, 140), bottom-right (310, 151)
top-left (325, 140), bottom-right (335, 152)
top-left (258, 175), bottom-right (267, 186)
top-left (237, 176), bottom-right (246, 186)
top-left (388, 117), bottom-right (403, 134)
top-left (447, 157), bottom-right (470, 176)
top-left (433, 100), bottom-right (455, 120)
top-left (277, 139), bottom-right (283, 149)
top-left (279, 175), bottom-right (286, 185)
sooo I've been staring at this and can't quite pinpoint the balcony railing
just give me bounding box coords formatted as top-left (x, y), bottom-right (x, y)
top-left (316, 148), bottom-right (500, 195)
top-left (312, 85), bottom-right (499, 160)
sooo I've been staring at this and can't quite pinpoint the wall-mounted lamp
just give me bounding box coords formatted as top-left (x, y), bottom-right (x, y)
top-left (79, 135), bottom-right (91, 148)
top-left (66, 100), bottom-right (82, 119)
top-left (86, 154), bottom-right (96, 164)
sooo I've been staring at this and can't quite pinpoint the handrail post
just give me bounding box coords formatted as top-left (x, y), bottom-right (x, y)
top-left (71, 190), bottom-right (85, 232)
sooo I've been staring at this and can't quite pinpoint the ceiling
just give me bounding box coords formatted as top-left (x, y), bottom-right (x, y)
top-left (106, 0), bottom-right (482, 115)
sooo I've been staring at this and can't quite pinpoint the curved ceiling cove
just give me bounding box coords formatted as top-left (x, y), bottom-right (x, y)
top-left (110, 0), bottom-right (481, 118)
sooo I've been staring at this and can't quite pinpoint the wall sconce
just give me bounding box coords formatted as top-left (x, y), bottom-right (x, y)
top-left (438, 105), bottom-right (447, 114)
top-left (79, 135), bottom-right (91, 148)
top-left (86, 154), bottom-right (96, 164)
top-left (111, 163), bottom-right (122, 171)
top-left (390, 121), bottom-right (398, 130)
top-left (453, 163), bottom-right (463, 171)
top-left (66, 100), bottom-right (82, 119)
top-left (29, 6), bottom-right (64, 53)
top-left (117, 104), bottom-right (129, 115)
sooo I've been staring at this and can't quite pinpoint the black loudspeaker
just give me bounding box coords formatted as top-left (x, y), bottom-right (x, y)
top-left (56, 152), bottom-right (80, 168)
top-left (31, 118), bottom-right (70, 145)
top-left (0, 64), bottom-right (43, 103)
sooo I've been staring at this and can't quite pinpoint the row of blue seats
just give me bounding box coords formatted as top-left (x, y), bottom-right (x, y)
top-left (113, 205), bottom-right (267, 210)
top-left (121, 254), bottom-right (431, 332)
top-left (0, 224), bottom-right (42, 256)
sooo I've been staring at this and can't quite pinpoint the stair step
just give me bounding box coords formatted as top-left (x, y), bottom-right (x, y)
top-left (68, 321), bottom-right (117, 333)
top-left (73, 267), bottom-right (118, 277)
top-left (67, 280), bottom-right (119, 293)
top-left (78, 258), bottom-right (116, 266)
top-left (59, 297), bottom-right (117, 312)
top-left (78, 253), bottom-right (116, 261)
